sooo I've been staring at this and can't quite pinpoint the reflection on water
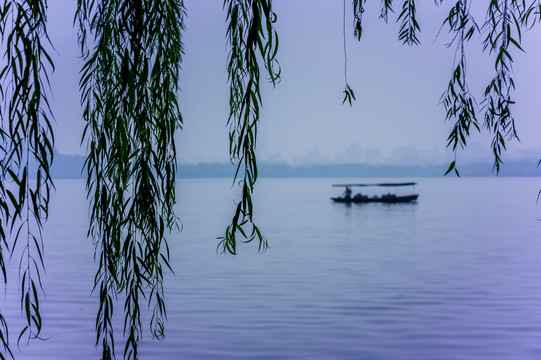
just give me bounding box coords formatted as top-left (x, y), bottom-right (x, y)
top-left (3, 177), bottom-right (541, 359)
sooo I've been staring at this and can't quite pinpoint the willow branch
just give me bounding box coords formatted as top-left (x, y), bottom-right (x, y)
top-left (220, 0), bottom-right (280, 254)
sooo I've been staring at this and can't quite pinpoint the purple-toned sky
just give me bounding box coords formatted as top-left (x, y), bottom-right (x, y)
top-left (46, 1), bottom-right (541, 165)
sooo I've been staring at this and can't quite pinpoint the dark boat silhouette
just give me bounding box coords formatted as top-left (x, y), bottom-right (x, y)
top-left (331, 182), bottom-right (419, 204)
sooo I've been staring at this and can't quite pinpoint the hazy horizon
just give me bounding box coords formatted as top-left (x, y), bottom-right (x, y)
top-left (53, 141), bottom-right (541, 167)
top-left (51, 149), bottom-right (541, 179)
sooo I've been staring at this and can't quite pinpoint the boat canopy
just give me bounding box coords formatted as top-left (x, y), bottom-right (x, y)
top-left (332, 182), bottom-right (416, 187)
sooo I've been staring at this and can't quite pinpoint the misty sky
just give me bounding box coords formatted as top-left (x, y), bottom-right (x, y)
top-left (46, 1), bottom-right (541, 165)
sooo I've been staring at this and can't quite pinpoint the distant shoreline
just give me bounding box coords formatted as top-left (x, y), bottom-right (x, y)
top-left (174, 162), bottom-right (541, 178)
top-left (51, 153), bottom-right (541, 179)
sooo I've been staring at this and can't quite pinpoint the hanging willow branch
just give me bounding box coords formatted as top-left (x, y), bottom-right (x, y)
top-left (352, 0), bottom-right (366, 40)
top-left (481, 0), bottom-right (525, 173)
top-left (340, 0), bottom-right (359, 106)
top-left (219, 0), bottom-right (279, 255)
top-left (440, 0), bottom-right (479, 176)
top-left (76, 0), bottom-right (184, 358)
top-left (0, 0), bottom-right (54, 354)
top-left (380, 0), bottom-right (394, 22)
top-left (397, 0), bottom-right (420, 45)
top-left (522, 1), bottom-right (541, 26)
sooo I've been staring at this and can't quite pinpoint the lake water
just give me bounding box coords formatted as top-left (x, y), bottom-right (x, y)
top-left (3, 177), bottom-right (541, 359)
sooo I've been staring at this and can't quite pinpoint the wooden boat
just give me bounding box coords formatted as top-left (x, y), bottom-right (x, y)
top-left (331, 182), bottom-right (419, 204)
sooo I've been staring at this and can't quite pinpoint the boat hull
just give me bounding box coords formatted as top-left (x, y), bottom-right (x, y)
top-left (331, 194), bottom-right (419, 204)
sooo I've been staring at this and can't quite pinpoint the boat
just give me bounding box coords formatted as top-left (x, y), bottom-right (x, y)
top-left (331, 182), bottom-right (419, 204)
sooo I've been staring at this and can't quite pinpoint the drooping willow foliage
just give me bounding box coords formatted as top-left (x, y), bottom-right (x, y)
top-left (440, 0), bottom-right (479, 176)
top-left (350, 0), bottom-right (535, 175)
top-left (0, 1), bottom-right (540, 359)
top-left (218, 0), bottom-right (279, 255)
top-left (75, 0), bottom-right (185, 358)
top-left (343, 0), bottom-right (360, 105)
top-left (440, 0), bottom-right (531, 174)
top-left (481, 1), bottom-right (527, 173)
top-left (0, 0), bottom-right (54, 357)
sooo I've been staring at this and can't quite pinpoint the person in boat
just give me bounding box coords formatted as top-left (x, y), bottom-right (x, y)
top-left (344, 186), bottom-right (352, 199)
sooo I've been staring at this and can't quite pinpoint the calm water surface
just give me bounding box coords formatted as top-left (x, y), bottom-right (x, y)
top-left (3, 177), bottom-right (541, 359)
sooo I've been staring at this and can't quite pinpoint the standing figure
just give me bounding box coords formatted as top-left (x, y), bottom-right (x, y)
top-left (344, 186), bottom-right (352, 199)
